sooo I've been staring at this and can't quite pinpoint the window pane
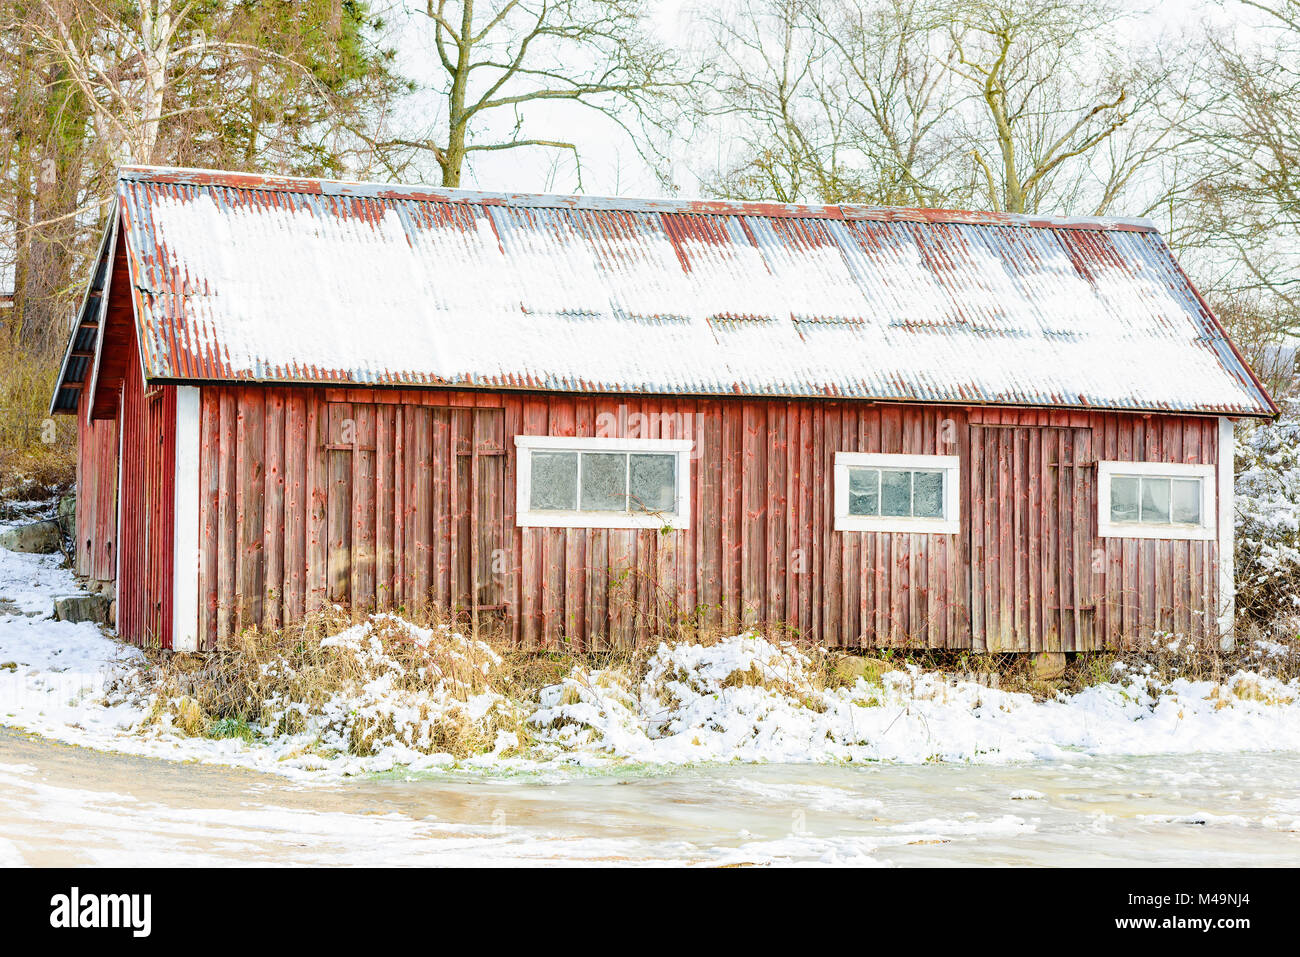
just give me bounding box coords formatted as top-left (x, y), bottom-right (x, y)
top-left (530, 451), bottom-right (578, 510)
top-left (912, 470), bottom-right (944, 518)
top-left (880, 469), bottom-right (912, 517)
top-left (580, 452), bottom-right (627, 511)
top-left (1110, 476), bottom-right (1140, 523)
top-left (629, 453), bottom-right (676, 513)
top-left (1140, 477), bottom-right (1171, 524)
top-left (1171, 478), bottom-right (1201, 525)
top-left (848, 468), bottom-right (879, 516)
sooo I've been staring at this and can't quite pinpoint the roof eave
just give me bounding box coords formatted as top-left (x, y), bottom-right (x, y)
top-left (137, 372), bottom-right (1276, 418)
top-left (48, 207), bottom-right (119, 417)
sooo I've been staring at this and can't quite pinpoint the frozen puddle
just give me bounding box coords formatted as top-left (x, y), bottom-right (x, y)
top-left (1, 727), bottom-right (1297, 866)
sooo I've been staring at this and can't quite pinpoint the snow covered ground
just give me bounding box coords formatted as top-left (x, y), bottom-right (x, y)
top-left (3, 527), bottom-right (1300, 783)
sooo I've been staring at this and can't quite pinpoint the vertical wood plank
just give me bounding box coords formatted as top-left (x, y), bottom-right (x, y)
top-left (326, 401), bottom-right (352, 604)
top-left (282, 392), bottom-right (307, 624)
top-left (237, 388), bottom-right (265, 632)
top-left (375, 404), bottom-right (395, 611)
top-left (199, 390), bottom-right (220, 649)
top-left (305, 393), bottom-right (328, 613)
top-left (351, 403), bottom-right (377, 613)
top-left (262, 390), bottom-right (285, 630)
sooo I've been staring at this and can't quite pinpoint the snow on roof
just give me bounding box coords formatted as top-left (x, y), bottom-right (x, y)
top-left (107, 165), bottom-right (1273, 416)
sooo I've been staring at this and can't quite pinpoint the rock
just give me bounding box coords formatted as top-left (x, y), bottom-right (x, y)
top-left (57, 495), bottom-right (76, 539)
top-left (88, 579), bottom-right (115, 599)
top-left (833, 655), bottom-right (892, 685)
top-left (53, 593), bottom-right (110, 624)
top-left (1031, 651), bottom-right (1067, 681)
top-left (1029, 679), bottom-right (1065, 700)
top-left (107, 600), bottom-right (117, 626)
top-left (0, 520), bottom-right (62, 554)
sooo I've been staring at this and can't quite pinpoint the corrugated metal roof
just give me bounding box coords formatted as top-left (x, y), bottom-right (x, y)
top-left (104, 165), bottom-right (1274, 416)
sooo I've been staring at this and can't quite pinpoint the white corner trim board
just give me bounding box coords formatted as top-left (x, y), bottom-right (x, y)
top-left (113, 385), bottom-right (124, 598)
top-left (1217, 417), bottom-right (1236, 640)
top-left (171, 386), bottom-right (201, 652)
top-left (1096, 459), bottom-right (1217, 541)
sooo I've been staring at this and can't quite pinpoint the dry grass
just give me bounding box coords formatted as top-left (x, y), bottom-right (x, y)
top-left (132, 609), bottom-right (855, 759)
top-left (127, 598), bottom-right (1300, 763)
top-left (810, 618), bottom-right (1300, 701)
top-left (137, 606), bottom-right (529, 759)
top-left (0, 334), bottom-right (75, 514)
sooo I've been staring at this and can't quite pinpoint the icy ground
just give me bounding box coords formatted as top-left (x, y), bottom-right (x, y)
top-left (2, 526), bottom-right (1300, 782)
top-left (2, 727), bottom-right (1298, 866)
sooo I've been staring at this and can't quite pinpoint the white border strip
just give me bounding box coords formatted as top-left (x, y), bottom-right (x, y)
top-left (171, 386), bottom-right (201, 651)
top-left (113, 384), bottom-right (123, 598)
top-left (1217, 417), bottom-right (1236, 641)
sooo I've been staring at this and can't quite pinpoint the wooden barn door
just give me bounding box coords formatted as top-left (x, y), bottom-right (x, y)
top-left (967, 424), bottom-right (1098, 653)
top-left (323, 402), bottom-right (505, 624)
top-left (450, 407), bottom-right (507, 628)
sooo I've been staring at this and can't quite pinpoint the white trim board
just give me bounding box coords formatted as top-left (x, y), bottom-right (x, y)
top-left (171, 386), bottom-right (201, 652)
top-left (1217, 417), bottom-right (1236, 643)
top-left (113, 381), bottom-right (124, 600)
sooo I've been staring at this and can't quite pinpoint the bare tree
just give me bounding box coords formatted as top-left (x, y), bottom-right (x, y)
top-left (807, 0), bottom-right (972, 206)
top-left (943, 0), bottom-right (1182, 215)
top-left (1183, 0), bottom-right (1300, 346)
top-left (701, 0), bottom-right (969, 205)
top-left (700, 0), bottom-right (834, 202)
top-left (375, 0), bottom-right (696, 188)
top-left (695, 0), bottom-right (1185, 214)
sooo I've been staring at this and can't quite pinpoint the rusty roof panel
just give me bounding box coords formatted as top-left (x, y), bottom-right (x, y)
top-left (109, 165), bottom-right (1275, 416)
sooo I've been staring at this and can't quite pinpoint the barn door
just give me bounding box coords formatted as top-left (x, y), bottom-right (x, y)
top-left (450, 407), bottom-right (507, 628)
top-left (323, 402), bottom-right (505, 626)
top-left (967, 425), bottom-right (1098, 652)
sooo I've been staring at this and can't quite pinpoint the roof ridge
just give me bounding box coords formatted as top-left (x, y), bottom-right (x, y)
top-left (116, 165), bottom-right (1158, 232)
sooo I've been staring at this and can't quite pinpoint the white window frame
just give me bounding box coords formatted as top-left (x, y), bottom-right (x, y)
top-left (1097, 460), bottom-right (1216, 541)
top-left (515, 435), bottom-right (693, 529)
top-left (834, 452), bottom-right (961, 534)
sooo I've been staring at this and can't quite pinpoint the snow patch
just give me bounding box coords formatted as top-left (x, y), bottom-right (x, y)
top-left (5, 534), bottom-right (1300, 779)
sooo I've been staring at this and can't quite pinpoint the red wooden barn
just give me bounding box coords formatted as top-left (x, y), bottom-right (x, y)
top-left (50, 166), bottom-right (1276, 654)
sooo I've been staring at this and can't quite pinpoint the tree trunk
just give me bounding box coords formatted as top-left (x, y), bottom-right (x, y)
top-left (14, 58), bottom-right (89, 356)
top-left (438, 0), bottom-right (473, 188)
top-left (441, 125), bottom-right (466, 188)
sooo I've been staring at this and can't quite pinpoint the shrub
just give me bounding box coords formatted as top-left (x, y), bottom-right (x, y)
top-left (0, 332), bottom-right (76, 511)
top-left (1235, 396), bottom-right (1300, 628)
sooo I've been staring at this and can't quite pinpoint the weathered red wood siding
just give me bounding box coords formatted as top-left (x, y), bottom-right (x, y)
top-left (196, 385), bottom-right (505, 647)
top-left (114, 320), bottom-right (177, 648)
top-left (74, 383), bottom-right (118, 582)
top-left (193, 384), bottom-right (1221, 652)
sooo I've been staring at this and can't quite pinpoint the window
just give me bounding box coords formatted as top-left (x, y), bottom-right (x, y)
top-left (515, 435), bottom-right (692, 529)
top-left (834, 453), bottom-right (960, 533)
top-left (1097, 461), bottom-right (1215, 540)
